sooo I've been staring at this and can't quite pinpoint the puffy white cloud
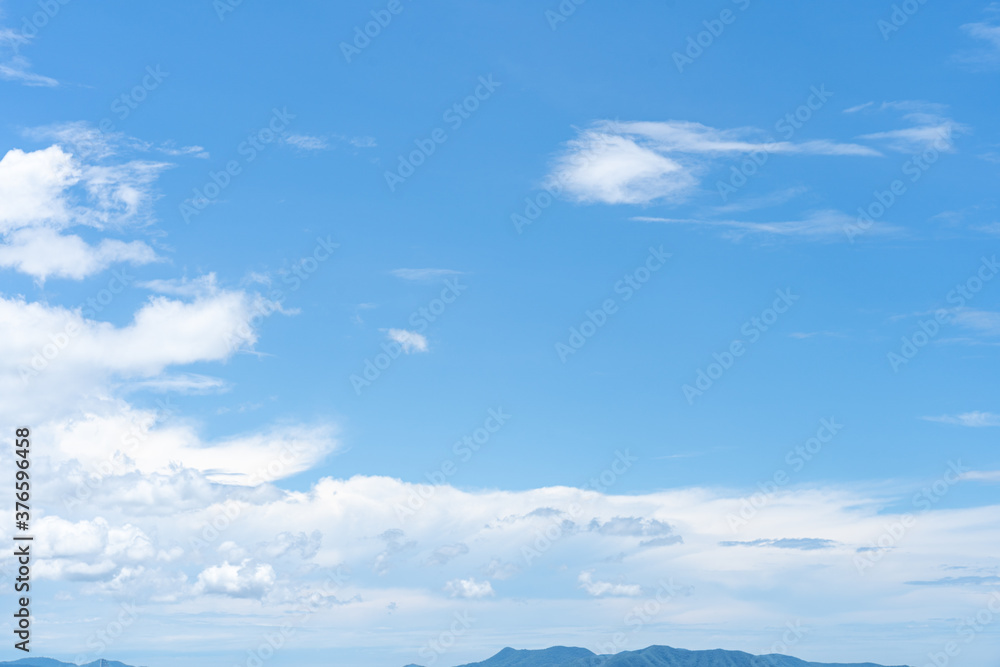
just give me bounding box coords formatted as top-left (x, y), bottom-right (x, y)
top-left (195, 560), bottom-right (277, 598)
top-left (0, 143), bottom-right (170, 280)
top-left (0, 226), bottom-right (158, 280)
top-left (578, 570), bottom-right (642, 597)
top-left (387, 328), bottom-right (428, 353)
top-left (444, 577), bottom-right (494, 599)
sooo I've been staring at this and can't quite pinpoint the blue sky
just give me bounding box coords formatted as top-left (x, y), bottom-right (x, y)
top-left (1, 1), bottom-right (999, 666)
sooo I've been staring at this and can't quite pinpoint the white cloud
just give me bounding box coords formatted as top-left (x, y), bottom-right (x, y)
top-left (46, 407), bottom-right (337, 486)
top-left (0, 55), bottom-right (58, 87)
top-left (577, 570), bottom-right (642, 597)
top-left (387, 328), bottom-right (428, 354)
top-left (0, 226), bottom-right (159, 280)
top-left (0, 146), bottom-right (79, 230)
top-left (547, 120), bottom-right (878, 205)
top-left (0, 143), bottom-right (170, 280)
top-left (957, 16), bottom-right (1000, 67)
top-left (195, 560), bottom-right (276, 598)
top-left (444, 577), bottom-right (494, 599)
top-left (951, 309), bottom-right (1000, 336)
top-left (959, 470), bottom-right (1000, 482)
top-left (857, 102), bottom-right (965, 152)
top-left (122, 372), bottom-right (230, 394)
top-left (283, 133), bottom-right (377, 151)
top-left (285, 134), bottom-right (330, 150)
top-left (922, 411), bottom-right (1000, 427)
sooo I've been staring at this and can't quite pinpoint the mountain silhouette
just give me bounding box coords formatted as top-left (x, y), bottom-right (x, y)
top-left (409, 645), bottom-right (909, 667)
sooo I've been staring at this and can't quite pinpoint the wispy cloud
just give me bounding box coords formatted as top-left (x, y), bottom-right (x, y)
top-left (719, 538), bottom-right (837, 550)
top-left (922, 411), bottom-right (1000, 427)
top-left (855, 101), bottom-right (965, 152)
top-left (548, 120), bottom-right (878, 205)
top-left (906, 575), bottom-right (1000, 586)
top-left (956, 4), bottom-right (1000, 68)
top-left (0, 56), bottom-right (58, 86)
top-left (634, 210), bottom-right (903, 241)
top-left (283, 133), bottom-right (376, 151)
top-left (390, 268), bottom-right (462, 281)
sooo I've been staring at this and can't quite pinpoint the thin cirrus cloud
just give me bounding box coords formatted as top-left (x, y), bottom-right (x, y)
top-left (854, 102), bottom-right (966, 153)
top-left (390, 267), bottom-right (462, 281)
top-left (0, 28), bottom-right (58, 87)
top-left (284, 133), bottom-right (377, 151)
top-left (633, 210), bottom-right (904, 241)
top-left (546, 120), bottom-right (879, 206)
top-left (922, 411), bottom-right (1000, 427)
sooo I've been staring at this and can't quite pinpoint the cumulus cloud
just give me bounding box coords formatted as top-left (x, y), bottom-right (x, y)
top-left (195, 560), bottom-right (276, 598)
top-left (444, 577), bottom-right (494, 599)
top-left (0, 143), bottom-right (169, 280)
top-left (0, 227), bottom-right (159, 280)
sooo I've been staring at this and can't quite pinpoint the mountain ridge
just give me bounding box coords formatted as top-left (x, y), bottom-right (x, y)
top-left (414, 644), bottom-right (910, 667)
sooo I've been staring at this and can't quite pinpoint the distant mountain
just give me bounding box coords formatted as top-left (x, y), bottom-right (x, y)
top-left (0, 659), bottom-right (137, 667)
top-left (412, 645), bottom-right (909, 667)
